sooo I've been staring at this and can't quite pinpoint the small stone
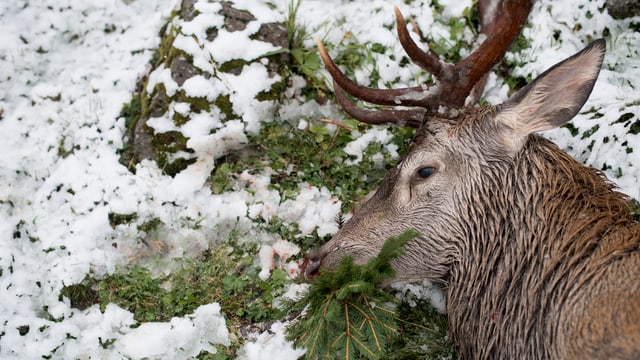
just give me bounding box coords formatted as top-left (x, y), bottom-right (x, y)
top-left (17, 325), bottom-right (29, 336)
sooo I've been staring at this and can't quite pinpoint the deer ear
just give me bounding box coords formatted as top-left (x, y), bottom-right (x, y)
top-left (496, 39), bottom-right (605, 148)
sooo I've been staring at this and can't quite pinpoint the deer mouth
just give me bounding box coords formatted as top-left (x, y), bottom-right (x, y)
top-left (300, 252), bottom-right (323, 279)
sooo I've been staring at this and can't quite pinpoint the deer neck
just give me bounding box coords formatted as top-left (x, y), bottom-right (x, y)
top-left (444, 136), bottom-right (636, 358)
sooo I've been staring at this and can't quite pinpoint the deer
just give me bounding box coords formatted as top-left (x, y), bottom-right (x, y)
top-left (301, 0), bottom-right (640, 358)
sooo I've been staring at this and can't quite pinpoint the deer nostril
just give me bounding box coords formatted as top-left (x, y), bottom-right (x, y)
top-left (302, 253), bottom-right (323, 279)
top-left (305, 259), bottom-right (321, 279)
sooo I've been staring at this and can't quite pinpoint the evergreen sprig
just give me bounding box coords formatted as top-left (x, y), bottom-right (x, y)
top-left (286, 229), bottom-right (420, 359)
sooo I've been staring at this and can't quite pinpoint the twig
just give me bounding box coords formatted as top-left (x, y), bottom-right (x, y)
top-left (408, 16), bottom-right (424, 40)
top-left (318, 118), bottom-right (355, 131)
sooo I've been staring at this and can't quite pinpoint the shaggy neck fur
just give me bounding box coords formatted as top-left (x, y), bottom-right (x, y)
top-left (445, 134), bottom-right (640, 359)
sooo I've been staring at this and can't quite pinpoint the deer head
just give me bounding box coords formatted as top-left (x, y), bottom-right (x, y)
top-left (307, 35), bottom-right (610, 276)
top-left (305, 0), bottom-right (538, 279)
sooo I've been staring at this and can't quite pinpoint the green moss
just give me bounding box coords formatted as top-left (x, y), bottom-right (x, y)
top-left (614, 112), bottom-right (635, 125)
top-left (214, 94), bottom-right (237, 120)
top-left (255, 79), bottom-right (287, 102)
top-left (57, 136), bottom-right (75, 159)
top-left (169, 157), bottom-right (199, 177)
top-left (108, 212), bottom-right (138, 228)
top-left (172, 111), bottom-right (190, 127)
top-left (150, 130), bottom-right (188, 152)
top-left (629, 119), bottom-right (640, 135)
top-left (219, 59), bottom-right (248, 73)
top-left (58, 277), bottom-right (99, 311)
top-left (563, 123), bottom-right (580, 137)
top-left (187, 95), bottom-right (211, 113)
top-left (581, 124), bottom-right (600, 139)
top-left (120, 95), bottom-right (143, 133)
top-left (171, 89), bottom-right (212, 126)
top-left (138, 218), bottom-right (163, 234)
top-left (151, 131), bottom-right (196, 176)
top-left (153, 25), bottom-right (180, 69)
top-left (117, 84), bottom-right (146, 169)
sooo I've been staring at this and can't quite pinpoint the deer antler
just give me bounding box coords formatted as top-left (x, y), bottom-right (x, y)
top-left (318, 0), bottom-right (534, 127)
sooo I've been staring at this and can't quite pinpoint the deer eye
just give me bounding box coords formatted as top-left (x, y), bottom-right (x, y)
top-left (416, 166), bottom-right (436, 179)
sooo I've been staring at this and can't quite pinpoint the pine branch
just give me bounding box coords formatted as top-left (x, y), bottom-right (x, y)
top-left (285, 229), bottom-right (419, 359)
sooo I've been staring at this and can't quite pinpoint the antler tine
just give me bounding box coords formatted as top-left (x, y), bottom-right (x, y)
top-left (394, 6), bottom-right (447, 80)
top-left (451, 0), bottom-right (534, 102)
top-left (316, 38), bottom-right (439, 108)
top-left (333, 82), bottom-right (425, 128)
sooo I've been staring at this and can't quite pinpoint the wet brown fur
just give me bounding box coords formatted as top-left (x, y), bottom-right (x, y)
top-left (447, 124), bottom-right (640, 358)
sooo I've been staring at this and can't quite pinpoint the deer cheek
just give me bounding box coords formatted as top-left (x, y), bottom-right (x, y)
top-left (394, 181), bottom-right (414, 206)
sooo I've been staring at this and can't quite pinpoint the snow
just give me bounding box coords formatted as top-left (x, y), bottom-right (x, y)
top-left (118, 303), bottom-right (229, 358)
top-left (393, 280), bottom-right (447, 314)
top-left (0, 0), bottom-right (638, 358)
top-left (280, 184), bottom-right (341, 237)
top-left (237, 321), bottom-right (306, 360)
top-left (344, 128), bottom-right (395, 164)
top-left (256, 238), bottom-right (303, 279)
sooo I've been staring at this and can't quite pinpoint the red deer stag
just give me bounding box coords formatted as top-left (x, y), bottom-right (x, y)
top-left (303, 1), bottom-right (640, 358)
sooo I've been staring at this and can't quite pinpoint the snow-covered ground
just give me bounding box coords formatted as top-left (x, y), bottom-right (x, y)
top-left (0, 0), bottom-right (638, 358)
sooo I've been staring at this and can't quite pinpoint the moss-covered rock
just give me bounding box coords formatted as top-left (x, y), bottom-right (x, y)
top-left (120, 0), bottom-right (290, 177)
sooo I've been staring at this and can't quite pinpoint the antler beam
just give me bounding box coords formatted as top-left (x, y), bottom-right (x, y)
top-left (316, 39), bottom-right (440, 108)
top-left (318, 0), bottom-right (534, 127)
top-left (333, 83), bottom-right (426, 128)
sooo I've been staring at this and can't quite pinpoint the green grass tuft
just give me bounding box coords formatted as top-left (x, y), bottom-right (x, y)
top-left (59, 240), bottom-right (291, 357)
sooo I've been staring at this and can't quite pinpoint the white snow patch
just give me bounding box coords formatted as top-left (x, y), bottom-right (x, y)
top-left (147, 65), bottom-right (180, 96)
top-left (281, 184), bottom-right (342, 237)
top-left (344, 128), bottom-right (395, 165)
top-left (237, 321), bottom-right (306, 360)
top-left (393, 280), bottom-right (447, 314)
top-left (118, 303), bottom-right (229, 358)
top-left (259, 239), bottom-right (301, 280)
top-left (183, 74), bottom-right (224, 100)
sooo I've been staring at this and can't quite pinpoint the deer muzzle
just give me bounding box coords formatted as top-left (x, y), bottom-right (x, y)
top-left (300, 251), bottom-right (323, 279)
